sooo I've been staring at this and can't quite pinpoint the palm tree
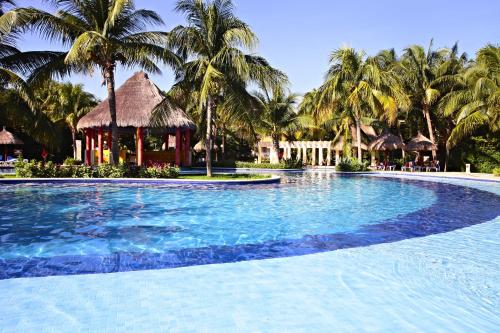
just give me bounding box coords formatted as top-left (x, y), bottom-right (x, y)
top-left (298, 89), bottom-right (334, 140)
top-left (319, 47), bottom-right (408, 162)
top-left (167, 0), bottom-right (286, 176)
top-left (0, 0), bottom-right (180, 164)
top-left (255, 87), bottom-right (298, 163)
top-left (45, 82), bottom-right (98, 158)
top-left (400, 41), bottom-right (462, 158)
top-left (441, 45), bottom-right (499, 149)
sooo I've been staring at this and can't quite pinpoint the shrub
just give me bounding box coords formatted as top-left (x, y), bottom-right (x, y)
top-left (14, 160), bottom-right (179, 179)
top-left (139, 163), bottom-right (179, 178)
top-left (15, 160), bottom-right (58, 178)
top-left (62, 157), bottom-right (82, 166)
top-left (493, 167), bottom-right (500, 176)
top-left (335, 157), bottom-right (369, 172)
top-left (96, 164), bottom-right (128, 178)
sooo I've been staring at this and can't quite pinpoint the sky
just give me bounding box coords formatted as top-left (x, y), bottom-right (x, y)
top-left (13, 0), bottom-right (500, 99)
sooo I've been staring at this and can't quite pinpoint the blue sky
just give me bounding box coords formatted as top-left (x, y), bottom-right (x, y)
top-left (14, 0), bottom-right (500, 99)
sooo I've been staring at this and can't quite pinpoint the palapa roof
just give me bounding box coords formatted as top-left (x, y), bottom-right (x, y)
top-left (332, 125), bottom-right (376, 151)
top-left (194, 140), bottom-right (218, 152)
top-left (369, 132), bottom-right (404, 151)
top-left (0, 127), bottom-right (23, 145)
top-left (77, 72), bottom-right (195, 130)
top-left (405, 132), bottom-right (437, 151)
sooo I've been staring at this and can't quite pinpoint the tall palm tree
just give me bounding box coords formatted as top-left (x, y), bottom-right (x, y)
top-left (255, 87), bottom-right (298, 163)
top-left (441, 45), bottom-right (499, 149)
top-left (167, 0), bottom-right (285, 176)
top-left (0, 0), bottom-right (180, 164)
top-left (319, 47), bottom-right (408, 161)
top-left (400, 41), bottom-right (462, 158)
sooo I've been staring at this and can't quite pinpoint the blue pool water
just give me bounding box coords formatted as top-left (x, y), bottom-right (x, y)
top-left (0, 173), bottom-right (499, 279)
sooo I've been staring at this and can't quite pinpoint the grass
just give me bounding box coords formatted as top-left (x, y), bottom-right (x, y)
top-left (178, 173), bottom-right (271, 180)
top-left (0, 174), bottom-right (16, 178)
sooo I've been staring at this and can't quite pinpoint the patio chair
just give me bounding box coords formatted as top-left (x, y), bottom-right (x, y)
top-left (401, 162), bottom-right (414, 172)
top-left (426, 161), bottom-right (440, 172)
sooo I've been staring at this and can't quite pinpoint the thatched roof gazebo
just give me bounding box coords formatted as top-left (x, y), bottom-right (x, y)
top-left (405, 132), bottom-right (437, 152)
top-left (77, 72), bottom-right (195, 166)
top-left (369, 132), bottom-right (404, 151)
top-left (0, 127), bottom-right (23, 161)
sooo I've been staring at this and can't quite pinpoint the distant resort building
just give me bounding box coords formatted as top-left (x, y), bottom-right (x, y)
top-left (256, 125), bottom-right (378, 166)
top-left (77, 72), bottom-right (195, 166)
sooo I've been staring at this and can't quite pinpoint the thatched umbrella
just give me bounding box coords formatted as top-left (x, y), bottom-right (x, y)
top-left (406, 132), bottom-right (437, 151)
top-left (194, 140), bottom-right (218, 152)
top-left (369, 132), bottom-right (404, 151)
top-left (0, 127), bottom-right (24, 161)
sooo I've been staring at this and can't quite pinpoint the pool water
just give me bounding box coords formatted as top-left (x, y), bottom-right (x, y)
top-left (0, 173), bottom-right (499, 279)
top-left (0, 174), bottom-right (434, 258)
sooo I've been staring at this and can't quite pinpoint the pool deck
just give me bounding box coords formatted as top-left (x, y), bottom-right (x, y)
top-left (0, 174), bottom-right (498, 332)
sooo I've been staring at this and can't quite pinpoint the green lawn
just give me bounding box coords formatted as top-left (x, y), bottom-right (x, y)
top-left (178, 173), bottom-right (271, 180)
top-left (0, 174), bottom-right (17, 178)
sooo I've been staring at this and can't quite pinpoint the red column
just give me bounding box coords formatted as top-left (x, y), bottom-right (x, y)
top-left (175, 128), bottom-right (182, 166)
top-left (137, 127), bottom-right (144, 166)
top-left (85, 129), bottom-right (91, 165)
top-left (184, 129), bottom-right (191, 166)
top-left (98, 128), bottom-right (104, 165)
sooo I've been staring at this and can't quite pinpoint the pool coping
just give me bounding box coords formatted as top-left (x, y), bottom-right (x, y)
top-left (0, 175), bottom-right (281, 185)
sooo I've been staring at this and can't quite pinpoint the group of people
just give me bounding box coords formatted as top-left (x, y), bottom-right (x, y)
top-left (373, 153), bottom-right (441, 172)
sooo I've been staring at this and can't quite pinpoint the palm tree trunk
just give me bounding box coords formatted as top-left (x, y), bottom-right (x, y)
top-left (205, 95), bottom-right (213, 177)
top-left (444, 142), bottom-right (450, 172)
top-left (214, 125), bottom-right (218, 162)
top-left (423, 103), bottom-right (437, 159)
top-left (271, 133), bottom-right (280, 164)
top-left (221, 124), bottom-right (226, 161)
top-left (71, 129), bottom-right (77, 159)
top-left (397, 121), bottom-right (405, 159)
top-left (103, 64), bottom-right (119, 165)
top-left (356, 117), bottom-right (362, 162)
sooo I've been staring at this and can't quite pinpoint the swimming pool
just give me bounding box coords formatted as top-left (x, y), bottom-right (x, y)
top-left (1, 172), bottom-right (498, 279)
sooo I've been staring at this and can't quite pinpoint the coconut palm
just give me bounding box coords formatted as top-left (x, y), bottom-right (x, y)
top-left (167, 0), bottom-right (286, 176)
top-left (297, 89), bottom-right (335, 140)
top-left (400, 41), bottom-right (464, 158)
top-left (46, 82), bottom-right (98, 158)
top-left (441, 45), bottom-right (499, 149)
top-left (255, 87), bottom-right (298, 163)
top-left (319, 47), bottom-right (408, 162)
top-left (0, 0), bottom-right (180, 164)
